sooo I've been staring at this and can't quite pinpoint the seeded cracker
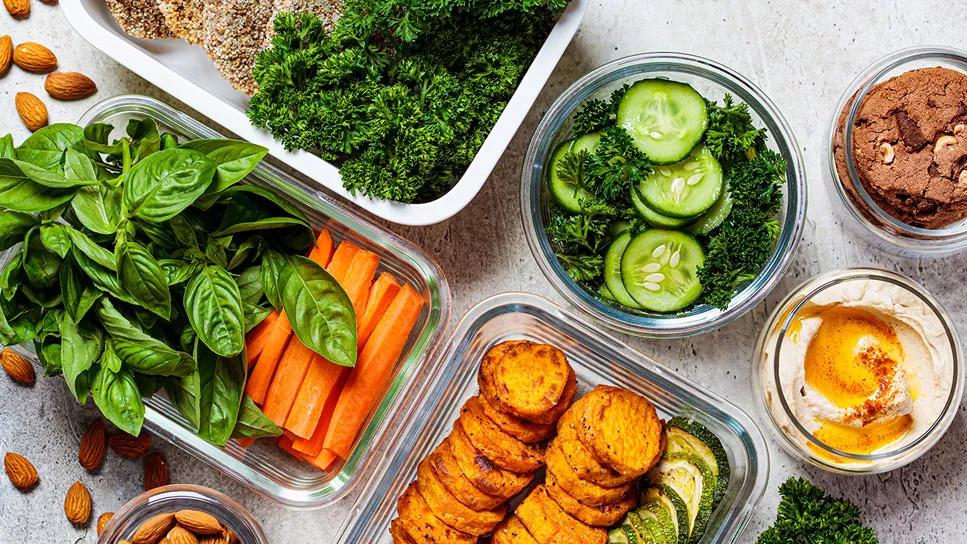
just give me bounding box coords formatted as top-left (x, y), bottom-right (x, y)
top-left (106, 0), bottom-right (176, 40)
top-left (264, 0), bottom-right (342, 45)
top-left (157, 0), bottom-right (205, 45)
top-left (204, 0), bottom-right (274, 95)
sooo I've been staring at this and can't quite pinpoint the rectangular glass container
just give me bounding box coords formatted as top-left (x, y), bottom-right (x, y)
top-left (0, 95), bottom-right (451, 509)
top-left (335, 293), bottom-right (769, 543)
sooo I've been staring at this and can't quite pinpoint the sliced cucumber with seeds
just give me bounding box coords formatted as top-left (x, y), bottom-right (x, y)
top-left (548, 132), bottom-right (603, 212)
top-left (666, 417), bottom-right (731, 506)
top-left (637, 502), bottom-right (678, 544)
top-left (617, 80), bottom-right (708, 164)
top-left (605, 232), bottom-right (644, 310)
top-left (687, 183), bottom-right (733, 236)
top-left (620, 230), bottom-right (704, 312)
top-left (640, 146), bottom-right (723, 218)
top-left (642, 486), bottom-right (690, 544)
top-left (631, 187), bottom-right (692, 228)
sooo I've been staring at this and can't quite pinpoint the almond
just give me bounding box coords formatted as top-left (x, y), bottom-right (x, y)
top-left (198, 538), bottom-right (227, 544)
top-left (109, 431), bottom-right (152, 458)
top-left (64, 480), bottom-right (92, 525)
top-left (79, 419), bottom-right (107, 471)
top-left (166, 526), bottom-right (199, 544)
top-left (12, 41), bottom-right (56, 73)
top-left (0, 35), bottom-right (12, 77)
top-left (3, 451), bottom-right (38, 490)
top-left (174, 510), bottom-right (223, 535)
top-left (1, 348), bottom-right (35, 385)
top-left (3, 0), bottom-right (29, 18)
top-left (143, 451), bottom-right (170, 490)
top-left (98, 511), bottom-right (115, 536)
top-left (132, 513), bottom-right (175, 544)
top-left (44, 71), bottom-right (97, 101)
top-left (15, 92), bottom-right (47, 132)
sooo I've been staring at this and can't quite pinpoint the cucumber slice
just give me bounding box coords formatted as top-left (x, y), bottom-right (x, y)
top-left (598, 283), bottom-right (618, 303)
top-left (610, 220), bottom-right (631, 239)
top-left (605, 232), bottom-right (644, 310)
top-left (609, 525), bottom-right (639, 544)
top-left (650, 453), bottom-right (717, 544)
top-left (687, 184), bottom-right (733, 236)
top-left (617, 80), bottom-right (708, 164)
top-left (548, 132), bottom-right (602, 212)
top-left (637, 502), bottom-right (678, 544)
top-left (642, 486), bottom-right (689, 544)
top-left (666, 417), bottom-right (731, 506)
top-left (631, 187), bottom-right (692, 228)
top-left (639, 146), bottom-right (723, 218)
top-left (620, 230), bottom-right (704, 312)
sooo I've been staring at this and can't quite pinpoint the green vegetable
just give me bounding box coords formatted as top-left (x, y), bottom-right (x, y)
top-left (232, 394), bottom-right (282, 439)
top-left (124, 148), bottom-right (216, 222)
top-left (116, 241), bottom-right (172, 319)
top-left (183, 265), bottom-right (245, 358)
top-left (279, 256), bottom-right (356, 367)
top-left (757, 478), bottom-right (878, 544)
top-left (704, 95), bottom-right (766, 166)
top-left (91, 349), bottom-right (145, 437)
top-left (196, 343), bottom-right (246, 447)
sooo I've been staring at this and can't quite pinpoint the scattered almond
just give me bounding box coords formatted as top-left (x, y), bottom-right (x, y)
top-left (79, 419), bottom-right (107, 471)
top-left (98, 511), bottom-right (115, 536)
top-left (1, 348), bottom-right (35, 385)
top-left (109, 431), bottom-right (152, 458)
top-left (15, 92), bottom-right (48, 132)
top-left (44, 71), bottom-right (97, 100)
top-left (174, 510), bottom-right (223, 535)
top-left (3, 451), bottom-right (38, 490)
top-left (12, 41), bottom-right (56, 73)
top-left (143, 451), bottom-right (170, 490)
top-left (132, 512), bottom-right (175, 544)
top-left (166, 526), bottom-right (199, 544)
top-left (64, 480), bottom-right (93, 525)
top-left (0, 35), bottom-right (12, 77)
top-left (3, 0), bottom-right (29, 19)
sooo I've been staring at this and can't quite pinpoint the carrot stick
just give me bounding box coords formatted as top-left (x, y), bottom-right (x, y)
top-left (284, 355), bottom-right (347, 439)
top-left (262, 338), bottom-right (318, 427)
top-left (291, 372), bottom-right (347, 455)
top-left (326, 241), bottom-right (359, 280)
top-left (245, 311), bottom-right (292, 405)
top-left (235, 438), bottom-right (256, 448)
top-left (307, 228), bottom-right (334, 265)
top-left (245, 310), bottom-right (280, 367)
top-left (322, 284), bottom-right (424, 459)
top-left (341, 250), bottom-right (380, 316)
top-left (308, 448), bottom-right (339, 472)
top-left (278, 435), bottom-right (309, 461)
top-left (357, 273), bottom-right (400, 348)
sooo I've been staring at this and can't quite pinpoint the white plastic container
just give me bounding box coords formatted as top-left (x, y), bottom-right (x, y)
top-left (60, 0), bottom-right (588, 226)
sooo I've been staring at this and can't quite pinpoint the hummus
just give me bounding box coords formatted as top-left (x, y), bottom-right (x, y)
top-left (761, 275), bottom-right (954, 469)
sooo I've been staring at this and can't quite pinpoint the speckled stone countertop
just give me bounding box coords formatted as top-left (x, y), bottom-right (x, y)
top-left (2, 1), bottom-right (967, 542)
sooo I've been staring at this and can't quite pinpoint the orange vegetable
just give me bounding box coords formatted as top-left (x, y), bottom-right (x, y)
top-left (262, 338), bottom-right (318, 427)
top-left (235, 438), bottom-right (256, 449)
top-left (245, 312), bottom-right (292, 405)
top-left (284, 356), bottom-right (348, 439)
top-left (290, 372), bottom-right (347, 456)
top-left (326, 241), bottom-right (359, 281)
top-left (357, 272), bottom-right (400, 348)
top-left (323, 284), bottom-right (424, 459)
top-left (341, 250), bottom-right (380, 316)
top-left (245, 310), bottom-right (280, 367)
top-left (309, 448), bottom-right (339, 472)
top-left (307, 228), bottom-right (334, 265)
top-left (278, 435), bottom-right (309, 461)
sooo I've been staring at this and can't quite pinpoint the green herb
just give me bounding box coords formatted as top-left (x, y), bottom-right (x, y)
top-left (757, 477), bottom-right (878, 544)
top-left (704, 94), bottom-right (767, 165)
top-left (571, 84), bottom-right (629, 135)
top-left (584, 126), bottom-right (652, 203)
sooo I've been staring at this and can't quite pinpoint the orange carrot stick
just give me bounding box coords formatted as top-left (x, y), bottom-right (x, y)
top-left (340, 250), bottom-right (380, 317)
top-left (357, 273), bottom-right (400, 348)
top-left (262, 338), bottom-right (318, 427)
top-left (278, 435), bottom-right (309, 461)
top-left (291, 372), bottom-right (347, 455)
top-left (245, 312), bottom-right (292, 405)
top-left (284, 355), bottom-right (347, 439)
top-left (245, 310), bottom-right (280, 367)
top-left (322, 284), bottom-right (424, 459)
top-left (326, 241), bottom-right (359, 280)
top-left (235, 438), bottom-right (256, 449)
top-left (308, 448), bottom-right (339, 472)
top-left (307, 228), bottom-right (334, 265)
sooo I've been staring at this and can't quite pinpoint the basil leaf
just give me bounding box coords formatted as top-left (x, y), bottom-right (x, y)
top-left (92, 354), bottom-right (145, 437)
top-left (243, 302), bottom-right (272, 333)
top-left (23, 229), bottom-right (61, 288)
top-left (134, 220), bottom-right (178, 251)
top-left (116, 241), bottom-right (171, 319)
top-left (179, 139), bottom-right (268, 194)
top-left (232, 395), bottom-right (282, 439)
top-left (14, 159), bottom-right (92, 188)
top-left (123, 148), bottom-right (216, 223)
top-left (204, 238), bottom-right (228, 268)
top-left (227, 236), bottom-right (261, 271)
top-left (0, 211), bottom-right (37, 251)
top-left (216, 185), bottom-right (309, 224)
top-left (197, 348), bottom-right (246, 447)
top-left (213, 217), bottom-right (310, 237)
top-left (15, 123), bottom-right (84, 169)
top-left (184, 265), bottom-right (244, 357)
top-left (36, 338), bottom-right (62, 375)
top-left (236, 265), bottom-right (263, 304)
top-left (72, 246), bottom-right (134, 303)
top-left (97, 299), bottom-right (195, 377)
top-left (83, 122), bottom-right (115, 148)
top-left (159, 259), bottom-right (204, 286)
top-left (0, 158), bottom-right (75, 212)
top-left (0, 134), bottom-right (14, 158)
top-left (0, 253), bottom-right (23, 300)
top-left (39, 223), bottom-right (71, 258)
top-left (160, 133), bottom-right (179, 150)
top-left (259, 249), bottom-right (286, 310)
top-left (0, 298), bottom-right (37, 345)
top-left (65, 227), bottom-right (117, 270)
top-left (135, 374), bottom-right (163, 396)
top-left (127, 119), bottom-right (161, 162)
top-left (64, 148), bottom-right (98, 183)
top-left (70, 184), bottom-right (122, 235)
top-left (165, 367), bottom-right (201, 430)
top-left (168, 215), bottom-right (198, 248)
top-left (60, 318), bottom-right (104, 403)
top-left (60, 256), bottom-right (100, 322)
top-left (280, 256), bottom-right (357, 367)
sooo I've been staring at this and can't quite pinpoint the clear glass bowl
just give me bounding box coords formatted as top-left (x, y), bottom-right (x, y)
top-left (99, 484), bottom-right (267, 544)
top-left (521, 53), bottom-right (807, 338)
top-left (0, 95), bottom-right (451, 509)
top-left (335, 293), bottom-right (769, 543)
top-left (827, 46), bottom-right (967, 257)
top-left (752, 268), bottom-right (963, 474)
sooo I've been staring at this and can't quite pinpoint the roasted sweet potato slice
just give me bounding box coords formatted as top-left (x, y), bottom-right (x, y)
top-left (478, 341), bottom-right (572, 422)
top-left (556, 397), bottom-right (637, 487)
top-left (428, 440), bottom-right (505, 511)
top-left (516, 485), bottom-right (607, 544)
top-left (544, 440), bottom-right (632, 507)
top-left (578, 385), bottom-right (665, 477)
top-left (479, 390), bottom-right (555, 444)
top-left (449, 424), bottom-right (533, 499)
top-left (491, 515), bottom-right (539, 544)
top-left (390, 518), bottom-right (419, 544)
top-left (458, 396), bottom-right (544, 473)
top-left (416, 456), bottom-right (507, 536)
top-left (396, 483), bottom-right (475, 544)
top-left (544, 469), bottom-right (635, 527)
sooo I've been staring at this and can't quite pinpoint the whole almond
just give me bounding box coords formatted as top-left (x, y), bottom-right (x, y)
top-left (0, 35), bottom-right (12, 77)
top-left (79, 419), bottom-right (107, 471)
top-left (1, 348), bottom-right (35, 385)
top-left (174, 510), bottom-right (222, 535)
top-left (132, 512), bottom-right (175, 544)
top-left (15, 92), bottom-right (47, 132)
top-left (198, 538), bottom-right (227, 544)
top-left (3, 0), bottom-right (29, 18)
top-left (64, 481), bottom-right (92, 525)
top-left (3, 451), bottom-right (38, 490)
top-left (109, 431), bottom-right (152, 458)
top-left (98, 511), bottom-right (115, 536)
top-left (143, 451), bottom-right (170, 490)
top-left (12, 41), bottom-right (57, 73)
top-left (44, 71), bottom-right (97, 100)
top-left (166, 526), bottom-right (198, 544)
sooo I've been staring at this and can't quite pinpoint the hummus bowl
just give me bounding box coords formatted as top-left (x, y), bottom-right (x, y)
top-left (753, 268), bottom-right (963, 474)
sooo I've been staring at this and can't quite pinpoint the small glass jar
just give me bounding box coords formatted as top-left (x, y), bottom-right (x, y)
top-left (752, 268), bottom-right (963, 474)
top-left (826, 46), bottom-right (967, 257)
top-left (99, 485), bottom-right (268, 544)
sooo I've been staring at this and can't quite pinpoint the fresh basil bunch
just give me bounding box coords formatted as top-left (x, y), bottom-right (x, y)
top-left (0, 119), bottom-right (356, 445)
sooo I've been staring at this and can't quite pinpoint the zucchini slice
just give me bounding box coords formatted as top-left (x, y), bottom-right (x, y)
top-left (665, 417), bottom-right (731, 506)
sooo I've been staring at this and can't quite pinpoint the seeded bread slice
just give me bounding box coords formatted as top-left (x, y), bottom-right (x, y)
top-left (203, 0), bottom-right (274, 95)
top-left (106, 0), bottom-right (176, 40)
top-left (156, 0), bottom-right (205, 45)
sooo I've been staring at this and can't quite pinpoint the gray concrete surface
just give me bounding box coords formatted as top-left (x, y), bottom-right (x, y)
top-left (2, 1), bottom-right (967, 542)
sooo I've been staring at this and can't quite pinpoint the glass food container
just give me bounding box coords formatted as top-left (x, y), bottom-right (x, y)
top-left (98, 484), bottom-right (267, 544)
top-left (0, 95), bottom-right (451, 509)
top-left (826, 46), bottom-right (967, 257)
top-left (521, 52), bottom-right (806, 338)
top-left (336, 293), bottom-right (769, 544)
top-left (753, 268), bottom-right (963, 474)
